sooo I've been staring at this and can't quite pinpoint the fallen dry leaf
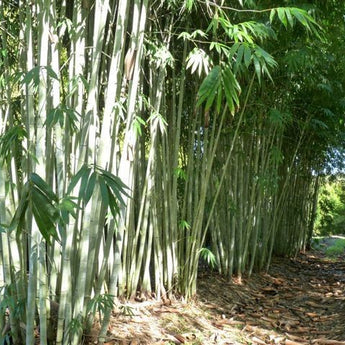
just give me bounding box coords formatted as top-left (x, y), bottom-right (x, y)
top-left (285, 339), bottom-right (309, 345)
top-left (81, 250), bottom-right (345, 345)
top-left (173, 334), bottom-right (186, 343)
top-left (312, 339), bottom-right (345, 345)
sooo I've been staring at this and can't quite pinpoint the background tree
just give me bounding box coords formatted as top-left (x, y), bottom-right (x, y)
top-left (316, 175), bottom-right (345, 236)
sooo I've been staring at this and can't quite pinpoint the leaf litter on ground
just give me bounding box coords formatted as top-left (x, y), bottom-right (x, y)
top-left (86, 239), bottom-right (345, 345)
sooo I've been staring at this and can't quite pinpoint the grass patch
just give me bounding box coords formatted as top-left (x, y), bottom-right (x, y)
top-left (311, 236), bottom-right (345, 257)
top-left (325, 238), bottom-right (345, 257)
top-left (160, 313), bottom-right (191, 334)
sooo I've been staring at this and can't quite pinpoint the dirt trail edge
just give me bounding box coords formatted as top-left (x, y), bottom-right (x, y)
top-left (87, 250), bottom-right (345, 345)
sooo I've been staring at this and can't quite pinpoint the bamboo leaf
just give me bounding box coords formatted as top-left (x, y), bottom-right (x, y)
top-left (186, 48), bottom-right (211, 77)
top-left (291, 8), bottom-right (309, 27)
top-left (68, 74), bottom-right (89, 96)
top-left (184, 0), bottom-right (194, 12)
top-left (269, 108), bottom-right (284, 127)
top-left (78, 166), bottom-right (93, 204)
top-left (311, 118), bottom-right (329, 129)
top-left (88, 167), bottom-right (131, 218)
top-left (46, 107), bottom-right (63, 128)
top-left (22, 66), bottom-right (59, 87)
top-left (107, 186), bottom-right (120, 218)
top-left (234, 44), bottom-right (244, 73)
top-left (149, 111), bottom-right (168, 134)
top-left (277, 8), bottom-right (288, 29)
top-left (64, 107), bottom-right (80, 132)
top-left (270, 146), bottom-right (284, 165)
top-left (67, 165), bottom-right (92, 195)
top-left (84, 171), bottom-right (97, 205)
top-left (46, 66), bottom-right (59, 81)
top-left (285, 8), bottom-right (294, 28)
top-left (206, 13), bottom-right (220, 35)
top-left (173, 168), bottom-right (187, 180)
top-left (102, 175), bottom-right (126, 206)
top-left (0, 125), bottom-right (27, 162)
top-left (178, 32), bottom-right (191, 41)
top-left (31, 173), bottom-right (58, 202)
top-left (98, 175), bottom-right (110, 209)
top-left (58, 196), bottom-right (79, 224)
top-left (87, 294), bottom-right (115, 316)
top-left (210, 42), bottom-right (230, 56)
top-left (254, 46), bottom-right (277, 68)
top-left (222, 66), bottom-right (241, 114)
top-left (261, 63), bottom-right (272, 82)
top-left (46, 105), bottom-right (80, 132)
top-left (29, 184), bottom-right (60, 244)
top-left (197, 65), bottom-right (221, 110)
top-left (190, 29), bottom-right (207, 39)
top-left (9, 183), bottom-right (29, 232)
top-left (228, 42), bottom-right (240, 61)
top-left (253, 56), bottom-right (261, 83)
top-left (223, 81), bottom-right (235, 114)
top-left (31, 186), bottom-right (59, 222)
top-left (270, 7), bottom-right (321, 38)
top-left (22, 66), bottom-right (41, 86)
top-left (199, 247), bottom-right (218, 269)
top-left (66, 316), bottom-right (83, 339)
top-left (179, 220), bottom-right (191, 230)
top-left (99, 168), bottom-right (130, 198)
top-left (270, 8), bottom-right (276, 23)
top-left (244, 45), bottom-right (252, 68)
top-left (205, 82), bottom-right (219, 112)
top-left (133, 116), bottom-right (146, 136)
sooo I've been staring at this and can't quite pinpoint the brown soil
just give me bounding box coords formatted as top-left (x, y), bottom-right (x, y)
top-left (86, 249), bottom-right (345, 345)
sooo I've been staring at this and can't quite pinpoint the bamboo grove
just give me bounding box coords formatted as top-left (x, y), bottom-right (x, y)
top-left (1, 0), bottom-right (345, 344)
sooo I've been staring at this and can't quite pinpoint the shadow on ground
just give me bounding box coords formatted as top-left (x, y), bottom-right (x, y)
top-left (86, 241), bottom-right (345, 344)
top-left (197, 245), bottom-right (345, 344)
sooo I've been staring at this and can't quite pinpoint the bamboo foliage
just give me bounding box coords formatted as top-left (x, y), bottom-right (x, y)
top-left (0, 0), bottom-right (343, 344)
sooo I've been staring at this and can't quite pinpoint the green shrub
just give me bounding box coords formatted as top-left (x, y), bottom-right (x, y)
top-left (325, 238), bottom-right (345, 257)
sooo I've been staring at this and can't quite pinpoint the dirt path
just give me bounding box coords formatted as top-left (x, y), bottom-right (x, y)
top-left (198, 252), bottom-right (345, 345)
top-left (88, 250), bottom-right (345, 345)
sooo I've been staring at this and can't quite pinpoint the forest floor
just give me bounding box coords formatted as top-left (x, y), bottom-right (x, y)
top-left (87, 236), bottom-right (345, 345)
